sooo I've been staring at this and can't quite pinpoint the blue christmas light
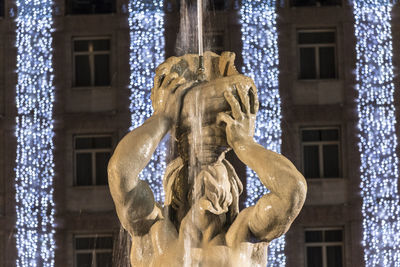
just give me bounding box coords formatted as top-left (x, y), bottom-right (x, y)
top-left (240, 1), bottom-right (284, 266)
top-left (128, 0), bottom-right (165, 202)
top-left (352, 1), bottom-right (400, 266)
top-left (15, 0), bottom-right (55, 266)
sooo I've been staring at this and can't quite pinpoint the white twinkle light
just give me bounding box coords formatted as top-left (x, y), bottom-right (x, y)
top-left (128, 0), bottom-right (165, 202)
top-left (240, 1), bottom-right (284, 266)
top-left (352, 1), bottom-right (400, 266)
top-left (15, 0), bottom-right (55, 266)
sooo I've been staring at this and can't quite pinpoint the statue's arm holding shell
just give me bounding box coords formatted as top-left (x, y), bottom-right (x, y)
top-left (108, 57), bottom-right (194, 236)
top-left (217, 82), bottom-right (308, 246)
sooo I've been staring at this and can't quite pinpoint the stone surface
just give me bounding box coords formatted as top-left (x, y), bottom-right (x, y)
top-left (108, 52), bottom-right (307, 266)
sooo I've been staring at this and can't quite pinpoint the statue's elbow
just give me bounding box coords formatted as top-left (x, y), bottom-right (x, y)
top-left (286, 174), bottom-right (307, 218)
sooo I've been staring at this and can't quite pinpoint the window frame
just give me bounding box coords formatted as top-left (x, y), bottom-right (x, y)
top-left (74, 234), bottom-right (114, 267)
top-left (73, 134), bottom-right (113, 186)
top-left (297, 29), bottom-right (337, 80)
top-left (304, 227), bottom-right (345, 267)
top-left (72, 36), bottom-right (112, 88)
top-left (300, 126), bottom-right (342, 179)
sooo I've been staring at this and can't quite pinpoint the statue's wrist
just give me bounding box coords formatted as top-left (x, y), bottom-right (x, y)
top-left (231, 136), bottom-right (256, 151)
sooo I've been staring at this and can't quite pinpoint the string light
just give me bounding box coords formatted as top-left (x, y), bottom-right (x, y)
top-left (128, 0), bottom-right (165, 202)
top-left (15, 0), bottom-right (55, 266)
top-left (240, 1), bottom-right (284, 266)
top-left (352, 1), bottom-right (400, 266)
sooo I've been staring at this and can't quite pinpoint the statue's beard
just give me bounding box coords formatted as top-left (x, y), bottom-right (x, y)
top-left (163, 151), bottom-right (243, 227)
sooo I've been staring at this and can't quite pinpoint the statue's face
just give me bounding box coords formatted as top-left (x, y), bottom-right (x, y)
top-left (177, 74), bottom-right (257, 148)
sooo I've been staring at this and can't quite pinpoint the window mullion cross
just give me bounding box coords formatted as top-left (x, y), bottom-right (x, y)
top-left (89, 41), bottom-right (95, 86)
top-left (319, 143), bottom-right (324, 178)
top-left (92, 151), bottom-right (96, 185)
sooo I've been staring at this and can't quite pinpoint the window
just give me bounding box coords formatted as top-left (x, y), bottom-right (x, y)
top-left (206, 32), bottom-right (225, 55)
top-left (74, 235), bottom-right (113, 267)
top-left (74, 135), bottom-right (112, 186)
top-left (305, 228), bottom-right (344, 267)
top-left (298, 30), bottom-right (337, 79)
top-left (73, 38), bottom-right (111, 87)
top-left (292, 0), bottom-right (341, 6)
top-left (301, 128), bottom-right (341, 178)
top-left (66, 0), bottom-right (116, 15)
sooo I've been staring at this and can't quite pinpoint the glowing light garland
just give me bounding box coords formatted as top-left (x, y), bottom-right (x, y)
top-left (353, 1), bottom-right (400, 266)
top-left (128, 0), bottom-right (165, 202)
top-left (240, 1), bottom-right (284, 266)
top-left (15, 0), bottom-right (55, 266)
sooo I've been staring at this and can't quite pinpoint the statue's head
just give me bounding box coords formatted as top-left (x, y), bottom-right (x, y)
top-left (150, 51), bottom-right (258, 164)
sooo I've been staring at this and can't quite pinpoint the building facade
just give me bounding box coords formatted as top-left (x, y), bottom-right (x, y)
top-left (1, 0), bottom-right (397, 266)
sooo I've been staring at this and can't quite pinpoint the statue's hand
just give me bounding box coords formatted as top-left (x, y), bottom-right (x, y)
top-left (216, 83), bottom-right (259, 148)
top-left (151, 57), bottom-right (194, 124)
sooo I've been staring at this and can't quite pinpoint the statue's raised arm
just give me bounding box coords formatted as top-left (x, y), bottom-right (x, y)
top-left (218, 82), bottom-right (307, 246)
top-left (107, 56), bottom-right (194, 235)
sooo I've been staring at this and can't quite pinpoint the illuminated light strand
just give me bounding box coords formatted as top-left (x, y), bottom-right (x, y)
top-left (352, 1), bottom-right (400, 266)
top-left (15, 0), bottom-right (55, 266)
top-left (128, 0), bottom-right (165, 202)
top-left (240, 1), bottom-right (284, 266)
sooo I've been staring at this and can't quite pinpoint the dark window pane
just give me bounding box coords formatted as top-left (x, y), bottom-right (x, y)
top-left (305, 231), bottom-right (323, 242)
top-left (75, 137), bottom-right (93, 149)
top-left (93, 40), bottom-right (110, 51)
top-left (67, 0), bottom-right (115, 15)
top-left (96, 152), bottom-right (111, 185)
top-left (292, 0), bottom-right (316, 6)
top-left (307, 247), bottom-right (323, 267)
top-left (299, 47), bottom-right (316, 79)
top-left (304, 145), bottom-right (320, 178)
top-left (292, 0), bottom-right (341, 6)
top-left (76, 153), bottom-right (93, 186)
top-left (299, 32), bottom-right (335, 44)
top-left (75, 55), bottom-right (91, 87)
top-left (210, 35), bottom-right (224, 48)
top-left (94, 55), bottom-right (110, 86)
top-left (320, 0), bottom-right (342, 6)
top-left (321, 129), bottom-right (339, 141)
top-left (76, 137), bottom-right (112, 149)
top-left (76, 253), bottom-right (92, 267)
top-left (327, 246), bottom-right (343, 267)
top-left (76, 237), bottom-right (95, 249)
top-left (208, 0), bottom-right (227, 10)
top-left (302, 130), bottom-right (321, 142)
top-left (93, 137), bottom-right (112, 149)
top-left (0, 0), bottom-right (4, 17)
top-left (325, 230), bottom-right (343, 242)
top-left (97, 253), bottom-right (113, 267)
top-left (323, 145), bottom-right (339, 178)
top-left (95, 236), bottom-right (113, 249)
top-left (74, 40), bottom-right (89, 52)
top-left (319, 47), bottom-right (336, 79)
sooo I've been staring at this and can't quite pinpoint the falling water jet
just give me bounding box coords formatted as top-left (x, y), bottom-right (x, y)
top-left (197, 0), bottom-right (206, 81)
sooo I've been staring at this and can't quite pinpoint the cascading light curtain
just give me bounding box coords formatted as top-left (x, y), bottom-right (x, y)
top-left (240, 0), bottom-right (284, 266)
top-left (352, 0), bottom-right (400, 266)
top-left (15, 0), bottom-right (56, 266)
top-left (128, 0), bottom-right (166, 202)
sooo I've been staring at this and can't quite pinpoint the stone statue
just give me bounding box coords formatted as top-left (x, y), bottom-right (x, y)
top-left (108, 51), bottom-right (307, 267)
